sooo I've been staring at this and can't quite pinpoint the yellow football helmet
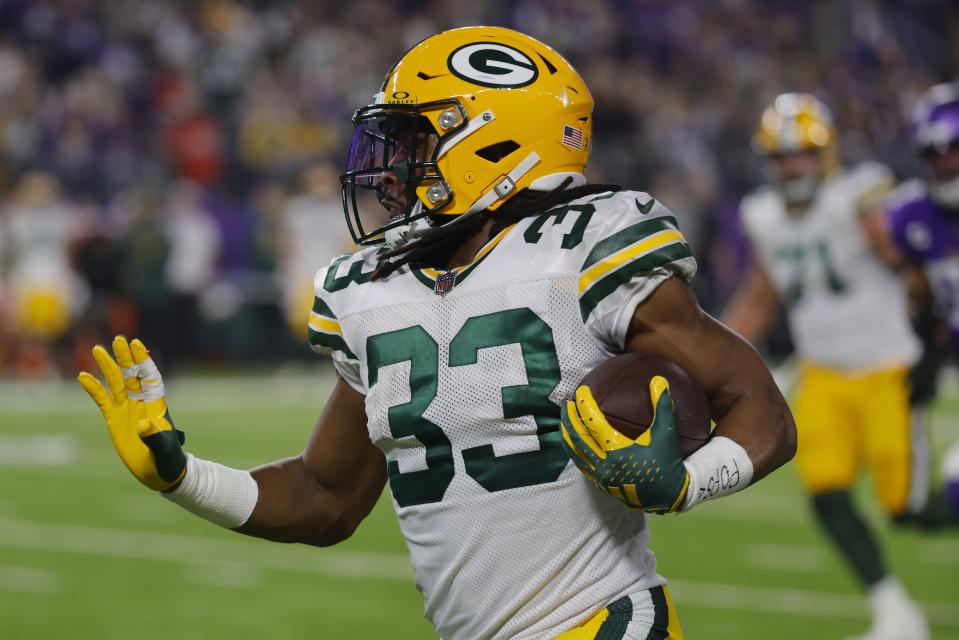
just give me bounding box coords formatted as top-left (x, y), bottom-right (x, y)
top-left (753, 92), bottom-right (839, 172)
top-left (341, 26), bottom-right (593, 245)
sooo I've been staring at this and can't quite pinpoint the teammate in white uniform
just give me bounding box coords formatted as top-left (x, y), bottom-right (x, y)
top-left (724, 93), bottom-right (928, 640)
top-left (739, 162), bottom-right (918, 370)
top-left (77, 28), bottom-right (796, 639)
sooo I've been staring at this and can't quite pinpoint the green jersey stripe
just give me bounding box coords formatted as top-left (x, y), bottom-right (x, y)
top-left (311, 296), bottom-right (337, 319)
top-left (579, 242), bottom-right (693, 321)
top-left (582, 216), bottom-right (680, 270)
top-left (308, 327), bottom-right (357, 360)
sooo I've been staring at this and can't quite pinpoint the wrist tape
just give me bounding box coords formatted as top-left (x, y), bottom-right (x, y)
top-left (163, 454), bottom-right (259, 528)
top-left (682, 436), bottom-right (754, 511)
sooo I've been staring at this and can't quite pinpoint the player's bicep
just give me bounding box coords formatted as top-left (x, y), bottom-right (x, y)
top-left (302, 376), bottom-right (385, 495)
top-left (240, 377), bottom-right (386, 546)
top-left (626, 277), bottom-right (796, 479)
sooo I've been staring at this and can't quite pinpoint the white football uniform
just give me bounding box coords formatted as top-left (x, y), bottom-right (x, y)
top-left (309, 190), bottom-right (696, 640)
top-left (740, 163), bottom-right (919, 370)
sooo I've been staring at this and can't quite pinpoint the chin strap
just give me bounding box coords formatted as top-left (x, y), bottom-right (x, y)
top-left (383, 149), bottom-right (548, 250)
top-left (464, 151), bottom-right (542, 215)
top-left (931, 174), bottom-right (959, 209)
top-left (435, 109), bottom-right (495, 160)
top-left (384, 201), bottom-right (433, 250)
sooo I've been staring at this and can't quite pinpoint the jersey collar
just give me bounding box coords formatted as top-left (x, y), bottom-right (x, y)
top-left (411, 223), bottom-right (517, 291)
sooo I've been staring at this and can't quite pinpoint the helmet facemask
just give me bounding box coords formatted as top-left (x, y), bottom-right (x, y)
top-left (912, 83), bottom-right (959, 210)
top-left (341, 100), bottom-right (468, 245)
top-left (753, 93), bottom-right (838, 207)
top-left (920, 140), bottom-right (959, 209)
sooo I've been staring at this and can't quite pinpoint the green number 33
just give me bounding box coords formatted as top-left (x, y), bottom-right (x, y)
top-left (367, 308), bottom-right (569, 507)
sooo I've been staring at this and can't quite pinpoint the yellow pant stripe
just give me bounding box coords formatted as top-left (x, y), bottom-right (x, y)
top-left (554, 586), bottom-right (684, 639)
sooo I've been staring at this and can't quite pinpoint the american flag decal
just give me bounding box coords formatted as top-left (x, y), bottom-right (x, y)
top-left (434, 271), bottom-right (456, 296)
top-left (562, 125), bottom-right (584, 150)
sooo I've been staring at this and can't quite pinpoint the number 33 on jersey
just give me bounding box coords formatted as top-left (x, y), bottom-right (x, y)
top-left (307, 190), bottom-right (695, 640)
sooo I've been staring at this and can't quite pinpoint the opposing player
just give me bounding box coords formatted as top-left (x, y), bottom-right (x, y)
top-left (78, 28), bottom-right (795, 639)
top-left (885, 81), bottom-right (959, 525)
top-left (723, 93), bottom-right (929, 640)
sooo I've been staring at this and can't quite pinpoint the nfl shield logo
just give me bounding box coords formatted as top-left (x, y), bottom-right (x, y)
top-left (434, 271), bottom-right (457, 296)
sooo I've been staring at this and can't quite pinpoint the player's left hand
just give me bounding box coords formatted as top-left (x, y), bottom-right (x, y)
top-left (560, 376), bottom-right (689, 513)
top-left (77, 336), bottom-right (187, 492)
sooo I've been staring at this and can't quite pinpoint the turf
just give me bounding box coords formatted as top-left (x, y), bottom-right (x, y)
top-left (0, 368), bottom-right (957, 639)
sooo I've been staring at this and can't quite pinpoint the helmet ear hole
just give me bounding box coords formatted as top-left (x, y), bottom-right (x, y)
top-left (475, 140), bottom-right (521, 163)
top-left (537, 52), bottom-right (558, 74)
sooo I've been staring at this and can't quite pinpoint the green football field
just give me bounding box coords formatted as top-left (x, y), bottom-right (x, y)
top-left (1, 366), bottom-right (957, 639)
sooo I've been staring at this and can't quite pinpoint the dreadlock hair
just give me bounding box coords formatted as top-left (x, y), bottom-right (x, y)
top-left (371, 180), bottom-right (623, 280)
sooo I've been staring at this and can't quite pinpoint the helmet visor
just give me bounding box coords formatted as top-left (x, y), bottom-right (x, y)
top-left (341, 107), bottom-right (444, 245)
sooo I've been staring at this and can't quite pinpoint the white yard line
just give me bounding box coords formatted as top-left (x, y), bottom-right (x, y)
top-left (668, 579), bottom-right (959, 628)
top-left (921, 541), bottom-right (959, 567)
top-left (0, 371), bottom-right (339, 414)
top-left (0, 517), bottom-right (413, 581)
top-left (0, 435), bottom-right (80, 466)
top-left (744, 543), bottom-right (830, 573)
top-left (0, 565), bottom-right (62, 594)
top-left (0, 518), bottom-right (957, 627)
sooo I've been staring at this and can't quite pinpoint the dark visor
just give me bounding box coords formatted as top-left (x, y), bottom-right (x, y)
top-left (340, 100), bottom-right (465, 245)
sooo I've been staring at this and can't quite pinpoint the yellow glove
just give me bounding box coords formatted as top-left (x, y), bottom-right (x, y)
top-left (77, 336), bottom-right (187, 491)
top-left (560, 376), bottom-right (689, 513)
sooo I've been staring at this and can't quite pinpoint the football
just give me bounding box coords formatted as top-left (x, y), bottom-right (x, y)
top-left (579, 352), bottom-right (711, 458)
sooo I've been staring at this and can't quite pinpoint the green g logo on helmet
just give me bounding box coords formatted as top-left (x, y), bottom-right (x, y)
top-left (340, 26), bottom-right (594, 246)
top-left (447, 42), bottom-right (539, 88)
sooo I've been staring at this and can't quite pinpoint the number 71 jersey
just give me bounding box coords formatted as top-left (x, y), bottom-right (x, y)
top-left (740, 163), bottom-right (919, 370)
top-left (309, 190), bottom-right (696, 640)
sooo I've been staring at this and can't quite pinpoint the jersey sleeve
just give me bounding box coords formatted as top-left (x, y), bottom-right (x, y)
top-left (847, 162), bottom-right (896, 214)
top-left (308, 260), bottom-right (364, 393)
top-left (578, 193), bottom-right (698, 352)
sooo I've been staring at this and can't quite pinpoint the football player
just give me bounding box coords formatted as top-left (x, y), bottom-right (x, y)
top-left (78, 27), bottom-right (795, 640)
top-left (884, 81), bottom-right (959, 525)
top-left (723, 93), bottom-right (929, 640)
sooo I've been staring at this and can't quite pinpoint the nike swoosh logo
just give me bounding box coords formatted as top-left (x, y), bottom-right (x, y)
top-left (635, 198), bottom-right (655, 215)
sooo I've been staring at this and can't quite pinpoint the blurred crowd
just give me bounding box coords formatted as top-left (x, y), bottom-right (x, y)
top-left (0, 0), bottom-right (955, 377)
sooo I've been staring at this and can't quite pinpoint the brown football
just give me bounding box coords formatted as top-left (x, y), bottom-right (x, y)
top-left (579, 352), bottom-right (711, 458)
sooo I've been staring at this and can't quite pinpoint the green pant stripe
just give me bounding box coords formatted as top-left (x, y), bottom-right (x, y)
top-left (594, 595), bottom-right (633, 640)
top-left (308, 327), bottom-right (357, 359)
top-left (579, 242), bottom-right (693, 321)
top-left (311, 296), bottom-right (337, 319)
top-left (582, 216), bottom-right (679, 270)
top-left (645, 586), bottom-right (669, 640)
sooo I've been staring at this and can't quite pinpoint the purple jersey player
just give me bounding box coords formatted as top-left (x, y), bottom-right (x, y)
top-left (887, 81), bottom-right (959, 521)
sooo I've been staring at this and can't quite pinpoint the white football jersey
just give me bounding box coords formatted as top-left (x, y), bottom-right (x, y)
top-left (309, 191), bottom-right (696, 640)
top-left (740, 163), bottom-right (919, 370)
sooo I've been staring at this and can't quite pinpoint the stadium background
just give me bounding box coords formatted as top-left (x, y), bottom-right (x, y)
top-left (0, 1), bottom-right (957, 638)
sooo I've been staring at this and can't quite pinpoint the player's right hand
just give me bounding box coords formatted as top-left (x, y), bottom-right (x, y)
top-left (77, 336), bottom-right (187, 492)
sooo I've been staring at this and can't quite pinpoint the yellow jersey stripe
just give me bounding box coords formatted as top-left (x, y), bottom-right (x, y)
top-left (309, 313), bottom-right (343, 335)
top-left (578, 229), bottom-right (686, 295)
